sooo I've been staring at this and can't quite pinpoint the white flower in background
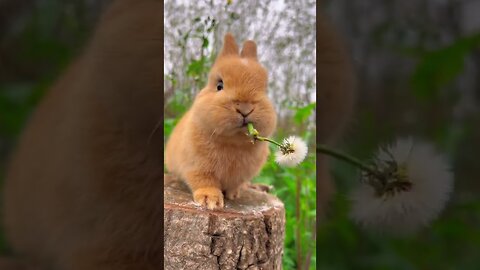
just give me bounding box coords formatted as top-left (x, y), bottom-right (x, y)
top-left (275, 136), bottom-right (308, 167)
top-left (350, 138), bottom-right (454, 234)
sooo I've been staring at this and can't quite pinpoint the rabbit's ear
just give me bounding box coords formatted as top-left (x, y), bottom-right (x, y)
top-left (220, 33), bottom-right (239, 57)
top-left (240, 40), bottom-right (257, 60)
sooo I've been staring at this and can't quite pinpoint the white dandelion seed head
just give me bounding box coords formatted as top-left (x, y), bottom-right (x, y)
top-left (350, 138), bottom-right (454, 234)
top-left (274, 136), bottom-right (308, 167)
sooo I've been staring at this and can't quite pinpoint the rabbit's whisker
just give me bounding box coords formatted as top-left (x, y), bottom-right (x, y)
top-left (217, 104), bottom-right (231, 111)
top-left (210, 129), bottom-right (217, 139)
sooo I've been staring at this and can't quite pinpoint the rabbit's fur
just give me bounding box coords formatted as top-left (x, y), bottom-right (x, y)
top-left (165, 34), bottom-right (277, 210)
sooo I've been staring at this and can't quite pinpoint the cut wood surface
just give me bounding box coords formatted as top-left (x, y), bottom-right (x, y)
top-left (164, 181), bottom-right (285, 270)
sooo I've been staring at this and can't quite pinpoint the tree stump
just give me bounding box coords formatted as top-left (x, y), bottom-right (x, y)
top-left (164, 181), bottom-right (285, 270)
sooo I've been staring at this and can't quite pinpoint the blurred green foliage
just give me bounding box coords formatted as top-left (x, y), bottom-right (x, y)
top-left (411, 33), bottom-right (480, 101)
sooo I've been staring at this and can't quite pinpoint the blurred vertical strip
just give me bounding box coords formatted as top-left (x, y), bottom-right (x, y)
top-left (317, 8), bottom-right (356, 222)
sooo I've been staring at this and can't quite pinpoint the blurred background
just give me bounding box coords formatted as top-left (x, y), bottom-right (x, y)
top-left (322, 0), bottom-right (480, 269)
top-left (164, 1), bottom-right (316, 269)
top-left (0, 0), bottom-right (111, 254)
top-left (2, 0), bottom-right (478, 269)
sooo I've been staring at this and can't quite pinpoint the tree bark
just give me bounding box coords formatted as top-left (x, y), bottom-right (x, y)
top-left (164, 181), bottom-right (285, 270)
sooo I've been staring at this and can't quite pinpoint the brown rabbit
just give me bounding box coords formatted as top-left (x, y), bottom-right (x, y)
top-left (3, 0), bottom-right (163, 269)
top-left (165, 34), bottom-right (277, 210)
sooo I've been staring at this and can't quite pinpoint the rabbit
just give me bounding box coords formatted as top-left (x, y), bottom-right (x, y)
top-left (165, 33), bottom-right (277, 210)
top-left (3, 0), bottom-right (164, 269)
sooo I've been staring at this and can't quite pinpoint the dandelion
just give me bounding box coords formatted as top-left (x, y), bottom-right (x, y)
top-left (248, 117), bottom-right (454, 233)
top-left (274, 136), bottom-right (308, 167)
top-left (349, 138), bottom-right (454, 234)
top-left (247, 123), bottom-right (308, 167)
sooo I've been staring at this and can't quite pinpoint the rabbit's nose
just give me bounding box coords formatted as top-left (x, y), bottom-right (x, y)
top-left (235, 103), bottom-right (254, 117)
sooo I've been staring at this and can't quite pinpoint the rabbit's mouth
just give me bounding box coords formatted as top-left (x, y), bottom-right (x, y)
top-left (241, 118), bottom-right (251, 127)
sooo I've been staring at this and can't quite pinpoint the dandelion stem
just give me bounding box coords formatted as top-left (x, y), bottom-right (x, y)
top-left (247, 122), bottom-right (376, 175)
top-left (247, 123), bottom-right (284, 148)
top-left (317, 145), bottom-right (378, 176)
top-left (247, 122), bottom-right (259, 137)
top-left (256, 136), bottom-right (284, 147)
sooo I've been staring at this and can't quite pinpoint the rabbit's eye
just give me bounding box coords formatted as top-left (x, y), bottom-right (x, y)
top-left (216, 80), bottom-right (224, 91)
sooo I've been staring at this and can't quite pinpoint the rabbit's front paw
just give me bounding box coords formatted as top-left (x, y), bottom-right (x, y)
top-left (193, 187), bottom-right (224, 210)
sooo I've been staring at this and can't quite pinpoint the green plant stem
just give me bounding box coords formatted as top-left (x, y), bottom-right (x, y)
top-left (295, 175), bottom-right (302, 269)
top-left (247, 123), bottom-right (284, 148)
top-left (247, 122), bottom-right (258, 137)
top-left (256, 136), bottom-right (283, 148)
top-left (317, 145), bottom-right (378, 176)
